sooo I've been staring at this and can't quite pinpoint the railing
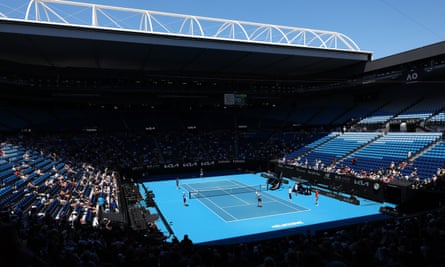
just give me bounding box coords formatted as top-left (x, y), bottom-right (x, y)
top-left (1, 0), bottom-right (362, 52)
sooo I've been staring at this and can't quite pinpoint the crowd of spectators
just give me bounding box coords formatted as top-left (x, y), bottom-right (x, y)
top-left (1, 130), bottom-right (445, 266)
top-left (3, 129), bottom-right (317, 173)
top-left (283, 155), bottom-right (445, 190)
top-left (2, 189), bottom-right (445, 267)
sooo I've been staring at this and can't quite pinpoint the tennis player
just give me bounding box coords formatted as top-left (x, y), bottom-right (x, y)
top-left (315, 189), bottom-right (319, 206)
top-left (288, 186), bottom-right (292, 201)
top-left (183, 192), bottom-right (187, 206)
top-left (256, 190), bottom-right (262, 207)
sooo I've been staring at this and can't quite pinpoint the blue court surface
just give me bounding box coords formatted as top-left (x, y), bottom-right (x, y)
top-left (140, 173), bottom-right (394, 245)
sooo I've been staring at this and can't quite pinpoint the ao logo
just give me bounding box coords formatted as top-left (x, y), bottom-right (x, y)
top-left (406, 72), bottom-right (418, 81)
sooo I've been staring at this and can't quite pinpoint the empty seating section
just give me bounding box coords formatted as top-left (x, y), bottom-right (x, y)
top-left (345, 133), bottom-right (442, 177)
top-left (1, 145), bottom-right (25, 163)
top-left (309, 105), bottom-right (352, 125)
top-left (403, 140), bottom-right (445, 179)
top-left (301, 132), bottom-right (381, 167)
top-left (358, 115), bottom-right (393, 124)
top-left (392, 97), bottom-right (445, 121)
top-left (285, 132), bottom-right (338, 160)
top-left (332, 99), bottom-right (387, 126)
top-left (429, 112), bottom-right (445, 124)
top-left (358, 98), bottom-right (418, 125)
top-left (0, 168), bottom-right (14, 181)
top-left (306, 132), bottom-right (339, 148)
top-left (394, 113), bottom-right (432, 121)
top-left (0, 185), bottom-right (12, 198)
top-left (0, 162), bottom-right (13, 172)
top-left (284, 129), bottom-right (444, 182)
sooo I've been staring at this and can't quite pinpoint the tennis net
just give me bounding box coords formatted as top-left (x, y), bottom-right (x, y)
top-left (188, 184), bottom-right (265, 199)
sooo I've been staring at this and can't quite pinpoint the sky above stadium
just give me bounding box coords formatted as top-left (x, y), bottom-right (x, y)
top-left (1, 0), bottom-right (444, 60)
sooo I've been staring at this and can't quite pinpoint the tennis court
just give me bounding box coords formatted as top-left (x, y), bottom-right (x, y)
top-left (182, 179), bottom-right (308, 222)
top-left (140, 173), bottom-right (395, 245)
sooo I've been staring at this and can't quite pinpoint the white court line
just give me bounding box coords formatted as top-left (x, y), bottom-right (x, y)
top-left (186, 180), bottom-right (257, 206)
top-left (213, 186), bottom-right (252, 205)
top-left (230, 180), bottom-right (310, 211)
top-left (264, 192), bottom-right (310, 211)
top-left (183, 179), bottom-right (309, 222)
top-left (224, 209), bottom-right (308, 222)
top-left (189, 189), bottom-right (259, 222)
top-left (184, 182), bottom-right (248, 221)
top-left (198, 196), bottom-right (239, 221)
top-left (199, 191), bottom-right (309, 222)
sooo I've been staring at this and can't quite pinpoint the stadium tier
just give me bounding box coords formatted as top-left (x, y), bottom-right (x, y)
top-left (1, 2), bottom-right (445, 265)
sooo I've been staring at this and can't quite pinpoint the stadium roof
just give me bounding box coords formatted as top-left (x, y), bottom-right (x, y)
top-left (0, 0), bottom-right (371, 83)
top-left (365, 41), bottom-right (445, 73)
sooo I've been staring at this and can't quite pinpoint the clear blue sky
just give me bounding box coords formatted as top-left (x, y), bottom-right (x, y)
top-left (1, 0), bottom-right (444, 59)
